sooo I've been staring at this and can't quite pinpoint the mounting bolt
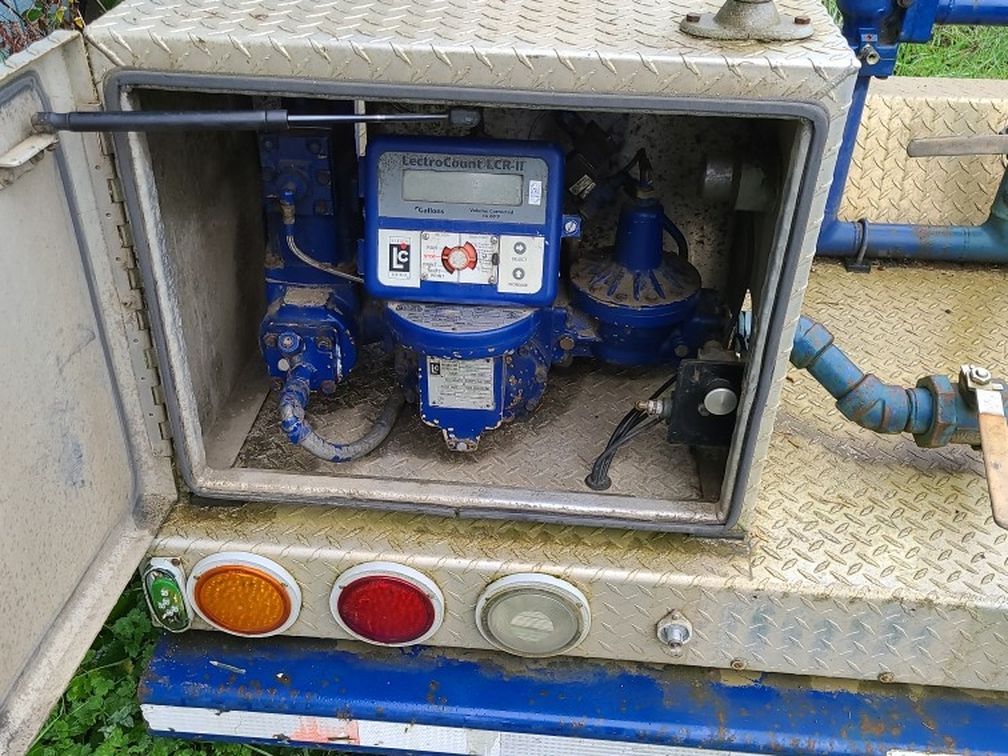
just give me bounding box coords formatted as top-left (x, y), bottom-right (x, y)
top-left (262, 333), bottom-right (278, 348)
top-left (317, 337), bottom-right (333, 352)
top-left (970, 366), bottom-right (992, 385)
top-left (563, 218), bottom-right (580, 235)
top-left (656, 611), bottom-right (693, 655)
top-left (730, 658), bottom-right (747, 671)
top-left (674, 344), bottom-right (690, 358)
top-left (878, 671), bottom-right (895, 684)
top-left (558, 335), bottom-right (575, 351)
top-left (685, 12), bottom-right (701, 22)
top-left (859, 43), bottom-right (881, 66)
top-left (793, 14), bottom-right (810, 24)
top-left (320, 380), bottom-right (337, 395)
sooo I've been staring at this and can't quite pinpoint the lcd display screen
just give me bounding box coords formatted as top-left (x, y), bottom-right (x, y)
top-left (402, 169), bottom-right (524, 206)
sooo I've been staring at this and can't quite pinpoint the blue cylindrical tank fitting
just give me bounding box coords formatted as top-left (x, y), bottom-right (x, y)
top-left (569, 197), bottom-right (703, 365)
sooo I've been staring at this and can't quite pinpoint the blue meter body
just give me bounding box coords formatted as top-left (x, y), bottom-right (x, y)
top-left (362, 135), bottom-right (565, 307)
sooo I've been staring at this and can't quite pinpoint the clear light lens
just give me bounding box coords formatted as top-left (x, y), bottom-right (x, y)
top-left (476, 574), bottom-right (591, 657)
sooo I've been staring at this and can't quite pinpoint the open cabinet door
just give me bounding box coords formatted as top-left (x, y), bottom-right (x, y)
top-left (0, 32), bottom-right (177, 753)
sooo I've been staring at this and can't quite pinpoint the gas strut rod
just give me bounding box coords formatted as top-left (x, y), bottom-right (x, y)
top-left (31, 108), bottom-right (482, 134)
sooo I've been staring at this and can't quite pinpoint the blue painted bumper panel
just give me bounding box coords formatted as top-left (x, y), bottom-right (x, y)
top-left (141, 632), bottom-right (1008, 755)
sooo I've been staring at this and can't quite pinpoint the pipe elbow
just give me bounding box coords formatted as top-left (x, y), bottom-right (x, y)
top-left (835, 374), bottom-right (915, 435)
top-left (791, 315), bottom-right (834, 369)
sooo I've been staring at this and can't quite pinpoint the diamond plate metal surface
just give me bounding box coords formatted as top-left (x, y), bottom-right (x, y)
top-left (84, 0), bottom-right (855, 103)
top-left (840, 77), bottom-right (1008, 226)
top-left (154, 259), bottom-right (1008, 691)
top-left (238, 349), bottom-right (705, 503)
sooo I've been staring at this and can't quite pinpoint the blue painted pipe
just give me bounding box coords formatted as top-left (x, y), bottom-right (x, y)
top-left (818, 168), bottom-right (1008, 261)
top-left (936, 0), bottom-right (1008, 25)
top-left (791, 316), bottom-right (935, 435)
top-left (820, 0), bottom-right (1008, 262)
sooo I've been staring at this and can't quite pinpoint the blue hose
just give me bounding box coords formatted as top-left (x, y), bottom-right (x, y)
top-left (279, 367), bottom-right (404, 462)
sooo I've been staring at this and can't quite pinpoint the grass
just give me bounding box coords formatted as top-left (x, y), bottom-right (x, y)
top-left (28, 581), bottom-right (335, 756)
top-left (19, 7), bottom-right (1008, 756)
top-left (896, 27), bottom-right (1008, 78)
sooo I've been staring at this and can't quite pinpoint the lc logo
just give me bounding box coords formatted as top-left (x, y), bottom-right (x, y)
top-left (389, 241), bottom-right (411, 272)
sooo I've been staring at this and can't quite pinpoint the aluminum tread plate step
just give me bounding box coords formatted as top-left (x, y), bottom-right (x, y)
top-left (152, 260), bottom-right (1008, 692)
top-left (236, 351), bottom-right (706, 503)
top-left (140, 631), bottom-right (1008, 754)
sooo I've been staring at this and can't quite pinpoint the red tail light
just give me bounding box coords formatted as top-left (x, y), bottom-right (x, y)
top-left (330, 562), bottom-right (444, 646)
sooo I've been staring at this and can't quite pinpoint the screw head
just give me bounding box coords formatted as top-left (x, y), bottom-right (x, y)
top-left (685, 12), bottom-right (701, 22)
top-left (564, 219), bottom-right (579, 235)
top-left (878, 671), bottom-right (895, 684)
top-left (656, 612), bottom-right (693, 654)
top-left (730, 658), bottom-right (747, 671)
top-left (971, 366), bottom-right (992, 385)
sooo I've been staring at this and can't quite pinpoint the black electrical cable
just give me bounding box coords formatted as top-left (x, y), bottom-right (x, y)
top-left (585, 375), bottom-right (677, 491)
top-left (585, 417), bottom-right (662, 491)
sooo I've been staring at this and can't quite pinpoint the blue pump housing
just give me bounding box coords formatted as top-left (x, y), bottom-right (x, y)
top-left (386, 303), bottom-right (554, 450)
top-left (258, 111), bottom-right (363, 391)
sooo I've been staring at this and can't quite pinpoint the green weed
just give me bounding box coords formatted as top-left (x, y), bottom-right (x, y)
top-left (29, 581), bottom-right (335, 756)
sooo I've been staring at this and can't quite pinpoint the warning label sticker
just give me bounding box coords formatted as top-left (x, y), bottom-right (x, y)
top-left (426, 357), bottom-right (496, 410)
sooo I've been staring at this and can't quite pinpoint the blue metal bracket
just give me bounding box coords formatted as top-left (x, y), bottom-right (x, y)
top-left (142, 631), bottom-right (1008, 754)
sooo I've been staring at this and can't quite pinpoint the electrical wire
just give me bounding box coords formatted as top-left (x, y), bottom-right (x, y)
top-left (585, 375), bottom-right (677, 490)
top-left (285, 231), bottom-right (364, 284)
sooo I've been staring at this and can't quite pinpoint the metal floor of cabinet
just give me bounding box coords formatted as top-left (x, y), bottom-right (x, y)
top-left (237, 347), bottom-right (705, 502)
top-left (155, 260), bottom-right (1008, 692)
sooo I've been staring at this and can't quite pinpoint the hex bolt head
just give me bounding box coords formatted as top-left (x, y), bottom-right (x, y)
top-left (794, 15), bottom-right (810, 24)
top-left (656, 612), bottom-right (693, 654)
top-left (558, 335), bottom-right (576, 351)
top-left (971, 366), bottom-right (992, 385)
top-left (685, 12), bottom-right (701, 22)
top-left (317, 337), bottom-right (333, 352)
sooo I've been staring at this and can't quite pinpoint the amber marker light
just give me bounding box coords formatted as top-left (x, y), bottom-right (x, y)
top-left (186, 552), bottom-right (302, 637)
